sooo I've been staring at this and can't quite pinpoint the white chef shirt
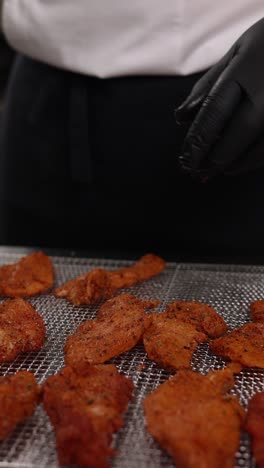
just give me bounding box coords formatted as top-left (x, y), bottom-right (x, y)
top-left (2, 0), bottom-right (264, 78)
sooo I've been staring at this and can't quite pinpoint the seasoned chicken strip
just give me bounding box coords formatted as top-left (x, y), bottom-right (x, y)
top-left (55, 253), bottom-right (165, 306)
top-left (97, 293), bottom-right (159, 318)
top-left (0, 251), bottom-right (54, 297)
top-left (249, 299), bottom-right (264, 322)
top-left (210, 322), bottom-right (264, 368)
top-left (144, 365), bottom-right (245, 468)
top-left (0, 298), bottom-right (46, 362)
top-left (0, 370), bottom-right (40, 440)
top-left (65, 294), bottom-right (156, 368)
top-left (42, 364), bottom-right (133, 468)
top-left (246, 391), bottom-right (264, 468)
top-left (163, 301), bottom-right (228, 338)
top-left (143, 314), bottom-right (208, 371)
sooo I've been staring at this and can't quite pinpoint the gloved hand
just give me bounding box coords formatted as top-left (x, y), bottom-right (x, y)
top-left (175, 17), bottom-right (264, 178)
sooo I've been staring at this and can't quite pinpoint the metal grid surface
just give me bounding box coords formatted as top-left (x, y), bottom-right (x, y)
top-left (0, 252), bottom-right (263, 468)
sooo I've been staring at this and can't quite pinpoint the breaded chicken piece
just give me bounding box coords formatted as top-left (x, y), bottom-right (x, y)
top-left (210, 322), bottom-right (264, 368)
top-left (144, 365), bottom-right (245, 468)
top-left (246, 391), bottom-right (264, 468)
top-left (42, 364), bottom-right (133, 468)
top-left (0, 251), bottom-right (54, 297)
top-left (108, 254), bottom-right (165, 289)
top-left (0, 370), bottom-right (40, 439)
top-left (97, 293), bottom-right (159, 318)
top-left (143, 314), bottom-right (208, 371)
top-left (249, 299), bottom-right (264, 322)
top-left (65, 294), bottom-right (156, 368)
top-left (164, 301), bottom-right (228, 338)
top-left (0, 298), bottom-right (46, 362)
top-left (54, 253), bottom-right (165, 306)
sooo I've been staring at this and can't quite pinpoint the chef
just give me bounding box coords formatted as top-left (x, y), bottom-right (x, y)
top-left (0, 1), bottom-right (264, 259)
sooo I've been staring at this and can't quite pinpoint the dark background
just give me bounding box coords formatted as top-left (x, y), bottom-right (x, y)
top-left (0, 34), bottom-right (14, 112)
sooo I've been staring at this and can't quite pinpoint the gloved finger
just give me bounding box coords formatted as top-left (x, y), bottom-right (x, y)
top-left (174, 62), bottom-right (225, 124)
top-left (179, 79), bottom-right (242, 172)
top-left (206, 97), bottom-right (263, 174)
top-left (225, 134), bottom-right (264, 175)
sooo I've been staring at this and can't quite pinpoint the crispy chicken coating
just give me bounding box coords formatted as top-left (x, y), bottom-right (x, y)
top-left (164, 301), bottom-right (228, 338)
top-left (108, 254), bottom-right (165, 289)
top-left (0, 370), bottom-right (40, 440)
top-left (143, 314), bottom-right (208, 371)
top-left (97, 293), bottom-right (159, 318)
top-left (42, 364), bottom-right (133, 468)
top-left (246, 391), bottom-right (264, 468)
top-left (54, 253), bottom-right (165, 306)
top-left (0, 298), bottom-right (46, 362)
top-left (210, 323), bottom-right (264, 368)
top-left (249, 299), bottom-right (264, 322)
top-left (65, 294), bottom-right (156, 368)
top-left (0, 251), bottom-right (54, 297)
top-left (144, 365), bottom-right (245, 468)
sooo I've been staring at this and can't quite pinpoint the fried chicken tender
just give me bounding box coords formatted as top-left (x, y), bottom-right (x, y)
top-left (210, 322), bottom-right (264, 368)
top-left (246, 391), bottom-right (264, 468)
top-left (164, 301), bottom-right (228, 338)
top-left (54, 253), bottom-right (165, 306)
top-left (0, 370), bottom-right (40, 440)
top-left (144, 365), bottom-right (245, 468)
top-left (249, 299), bottom-right (264, 322)
top-left (0, 298), bottom-right (46, 362)
top-left (143, 314), bottom-right (208, 371)
top-left (42, 364), bottom-right (133, 468)
top-left (65, 294), bottom-right (156, 368)
top-left (0, 251), bottom-right (54, 297)
top-left (97, 293), bottom-right (159, 318)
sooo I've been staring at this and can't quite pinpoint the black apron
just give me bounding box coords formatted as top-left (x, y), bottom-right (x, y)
top-left (0, 55), bottom-right (263, 259)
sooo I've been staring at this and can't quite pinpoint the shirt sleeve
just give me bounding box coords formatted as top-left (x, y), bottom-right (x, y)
top-left (0, 0), bottom-right (4, 32)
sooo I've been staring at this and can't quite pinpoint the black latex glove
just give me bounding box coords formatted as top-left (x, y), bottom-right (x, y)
top-left (175, 17), bottom-right (264, 178)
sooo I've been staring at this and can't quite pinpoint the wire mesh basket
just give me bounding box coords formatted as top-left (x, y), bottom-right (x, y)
top-left (0, 250), bottom-right (263, 468)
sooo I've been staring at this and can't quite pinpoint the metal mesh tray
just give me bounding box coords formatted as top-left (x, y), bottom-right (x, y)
top-left (0, 251), bottom-right (263, 468)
